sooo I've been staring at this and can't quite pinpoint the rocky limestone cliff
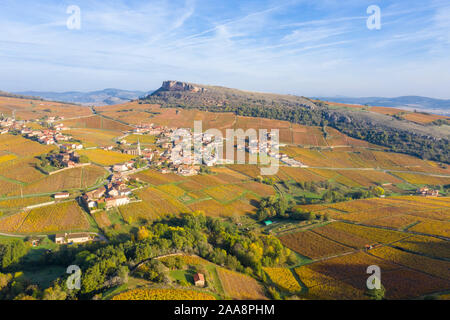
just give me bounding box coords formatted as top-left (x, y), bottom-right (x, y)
top-left (161, 81), bottom-right (206, 93)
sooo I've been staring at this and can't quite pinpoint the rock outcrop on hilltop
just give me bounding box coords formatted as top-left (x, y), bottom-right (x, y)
top-left (161, 81), bottom-right (207, 93)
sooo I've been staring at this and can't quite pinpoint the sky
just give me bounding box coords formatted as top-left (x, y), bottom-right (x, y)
top-left (0, 0), bottom-right (449, 98)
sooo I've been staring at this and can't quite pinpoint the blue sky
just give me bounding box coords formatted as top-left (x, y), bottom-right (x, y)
top-left (0, 0), bottom-right (449, 98)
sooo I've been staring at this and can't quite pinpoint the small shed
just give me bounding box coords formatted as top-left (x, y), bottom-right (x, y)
top-left (54, 192), bottom-right (70, 200)
top-left (193, 273), bottom-right (205, 287)
top-left (263, 220), bottom-right (273, 226)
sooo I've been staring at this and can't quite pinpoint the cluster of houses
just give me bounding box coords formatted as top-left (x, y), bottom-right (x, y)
top-left (81, 173), bottom-right (132, 212)
top-left (23, 125), bottom-right (71, 145)
top-left (112, 161), bottom-right (138, 173)
top-left (117, 123), bottom-right (307, 176)
top-left (132, 123), bottom-right (166, 136)
top-left (417, 187), bottom-right (439, 197)
top-left (0, 116), bottom-right (22, 134)
top-left (50, 149), bottom-right (85, 168)
top-left (0, 116), bottom-right (80, 150)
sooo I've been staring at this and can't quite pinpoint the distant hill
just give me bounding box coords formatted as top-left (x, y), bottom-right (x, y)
top-left (0, 90), bottom-right (45, 101)
top-left (14, 88), bottom-right (152, 106)
top-left (145, 80), bottom-right (317, 110)
top-left (140, 81), bottom-right (449, 163)
top-left (317, 96), bottom-right (450, 116)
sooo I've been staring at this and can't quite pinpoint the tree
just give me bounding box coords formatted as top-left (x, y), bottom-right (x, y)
top-left (137, 227), bottom-right (150, 241)
top-left (372, 186), bottom-right (385, 197)
top-left (78, 155), bottom-right (90, 163)
top-left (366, 284), bottom-right (385, 300)
top-left (290, 208), bottom-right (315, 221)
top-left (268, 286), bottom-right (281, 300)
top-left (0, 273), bottom-right (12, 291)
top-left (307, 212), bottom-right (316, 221)
top-left (0, 240), bottom-right (28, 269)
top-left (42, 284), bottom-right (67, 300)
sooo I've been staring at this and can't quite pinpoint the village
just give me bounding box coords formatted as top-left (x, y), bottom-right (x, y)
top-left (2, 115), bottom-right (309, 246)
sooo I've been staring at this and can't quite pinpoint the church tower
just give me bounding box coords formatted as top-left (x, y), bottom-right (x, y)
top-left (137, 138), bottom-right (142, 156)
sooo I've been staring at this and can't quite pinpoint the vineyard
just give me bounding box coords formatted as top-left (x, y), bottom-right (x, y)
top-left (278, 230), bottom-right (353, 259)
top-left (297, 197), bottom-right (450, 235)
top-left (129, 167), bottom-right (271, 218)
top-left (0, 94), bottom-right (449, 301)
top-left (217, 267), bottom-right (267, 300)
top-left (263, 267), bottom-right (302, 293)
top-left (67, 128), bottom-right (123, 148)
top-left (0, 134), bottom-right (55, 157)
top-left (0, 96), bottom-right (91, 120)
top-left (112, 288), bottom-right (216, 300)
top-left (329, 222), bottom-right (409, 243)
top-left (393, 235), bottom-right (450, 260)
top-left (0, 196), bottom-right (53, 209)
top-left (294, 251), bottom-right (450, 300)
top-left (78, 149), bottom-right (135, 166)
top-left (8, 165), bottom-right (107, 196)
top-left (0, 201), bottom-right (90, 234)
top-left (369, 246), bottom-right (450, 280)
top-left (62, 115), bottom-right (132, 131)
top-left (409, 219), bottom-right (450, 238)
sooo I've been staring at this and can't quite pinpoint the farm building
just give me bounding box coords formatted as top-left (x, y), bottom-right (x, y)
top-left (193, 273), bottom-right (205, 287)
top-left (28, 237), bottom-right (41, 247)
top-left (54, 192), bottom-right (70, 199)
top-left (105, 196), bottom-right (130, 209)
top-left (417, 187), bottom-right (439, 197)
top-left (55, 233), bottom-right (92, 244)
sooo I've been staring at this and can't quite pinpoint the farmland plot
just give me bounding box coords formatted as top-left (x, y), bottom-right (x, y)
top-left (278, 230), bottom-right (353, 259)
top-left (217, 268), bottom-right (267, 300)
top-left (15, 201), bottom-right (90, 233)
